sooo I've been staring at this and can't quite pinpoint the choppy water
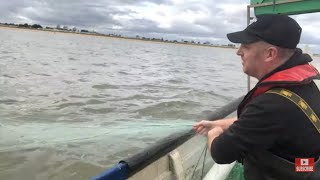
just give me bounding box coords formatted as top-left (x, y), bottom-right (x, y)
top-left (0, 28), bottom-right (247, 179)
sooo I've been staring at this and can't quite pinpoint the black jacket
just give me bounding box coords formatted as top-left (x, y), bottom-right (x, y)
top-left (211, 49), bottom-right (320, 179)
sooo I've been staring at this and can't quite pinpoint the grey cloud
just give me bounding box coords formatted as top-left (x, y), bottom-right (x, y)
top-left (0, 0), bottom-right (165, 26)
top-left (0, 0), bottom-right (28, 21)
top-left (122, 1), bottom-right (247, 39)
top-left (300, 33), bottom-right (320, 45)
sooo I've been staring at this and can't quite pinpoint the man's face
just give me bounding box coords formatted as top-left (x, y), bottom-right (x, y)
top-left (236, 41), bottom-right (268, 79)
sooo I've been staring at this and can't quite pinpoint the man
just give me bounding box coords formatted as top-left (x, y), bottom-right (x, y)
top-left (193, 14), bottom-right (320, 179)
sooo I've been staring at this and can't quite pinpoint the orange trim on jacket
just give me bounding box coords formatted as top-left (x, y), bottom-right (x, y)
top-left (238, 64), bottom-right (320, 115)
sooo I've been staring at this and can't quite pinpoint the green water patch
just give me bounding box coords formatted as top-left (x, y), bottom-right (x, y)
top-left (225, 162), bottom-right (245, 180)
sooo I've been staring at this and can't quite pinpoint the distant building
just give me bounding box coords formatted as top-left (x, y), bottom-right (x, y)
top-left (227, 44), bottom-right (236, 48)
top-left (31, 24), bottom-right (42, 29)
top-left (81, 29), bottom-right (89, 33)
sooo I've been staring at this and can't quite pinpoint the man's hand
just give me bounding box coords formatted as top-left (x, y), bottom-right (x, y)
top-left (192, 120), bottom-right (216, 135)
top-left (193, 117), bottom-right (237, 150)
top-left (192, 117), bottom-right (237, 135)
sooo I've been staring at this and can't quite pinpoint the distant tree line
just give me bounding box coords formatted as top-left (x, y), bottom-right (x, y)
top-left (0, 22), bottom-right (43, 29)
top-left (136, 35), bottom-right (211, 45)
top-left (0, 22), bottom-right (92, 33)
top-left (0, 21), bottom-right (236, 48)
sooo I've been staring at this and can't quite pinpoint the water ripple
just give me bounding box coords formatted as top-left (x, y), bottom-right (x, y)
top-left (85, 99), bottom-right (105, 104)
top-left (92, 84), bottom-right (119, 89)
top-left (0, 99), bottom-right (20, 105)
top-left (3, 74), bottom-right (15, 78)
top-left (56, 102), bottom-right (86, 110)
top-left (134, 100), bottom-right (200, 119)
top-left (82, 107), bottom-right (115, 114)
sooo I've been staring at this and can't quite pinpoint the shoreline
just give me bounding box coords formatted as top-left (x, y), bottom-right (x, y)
top-left (0, 25), bottom-right (237, 49)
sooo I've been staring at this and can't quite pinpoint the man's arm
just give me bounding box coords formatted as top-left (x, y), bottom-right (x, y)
top-left (209, 94), bottom-right (289, 164)
top-left (207, 127), bottom-right (224, 150)
top-left (215, 117), bottom-right (238, 130)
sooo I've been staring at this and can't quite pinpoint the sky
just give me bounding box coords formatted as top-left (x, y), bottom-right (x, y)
top-left (1, 0), bottom-right (320, 52)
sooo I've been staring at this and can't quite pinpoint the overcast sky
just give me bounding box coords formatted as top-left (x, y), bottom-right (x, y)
top-left (1, 0), bottom-right (320, 52)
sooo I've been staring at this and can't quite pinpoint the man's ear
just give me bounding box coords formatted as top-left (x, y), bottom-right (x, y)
top-left (265, 46), bottom-right (278, 63)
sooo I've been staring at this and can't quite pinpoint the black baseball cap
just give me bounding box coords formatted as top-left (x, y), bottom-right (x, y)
top-left (227, 14), bottom-right (302, 49)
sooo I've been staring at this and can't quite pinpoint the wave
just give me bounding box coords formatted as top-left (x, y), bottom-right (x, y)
top-left (32, 73), bottom-right (51, 77)
top-left (92, 63), bottom-right (107, 67)
top-left (92, 84), bottom-right (119, 89)
top-left (167, 79), bottom-right (185, 84)
top-left (85, 99), bottom-right (105, 104)
top-left (134, 100), bottom-right (201, 119)
top-left (0, 99), bottom-right (20, 105)
top-left (116, 94), bottom-right (165, 101)
top-left (69, 95), bottom-right (90, 98)
top-left (56, 102), bottom-right (86, 109)
top-left (68, 57), bottom-right (77, 61)
top-left (3, 74), bottom-right (15, 78)
top-left (62, 80), bottom-right (75, 84)
top-left (118, 71), bottom-right (129, 75)
top-left (82, 107), bottom-right (115, 114)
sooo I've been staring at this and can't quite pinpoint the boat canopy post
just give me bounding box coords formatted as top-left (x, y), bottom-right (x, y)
top-left (247, 5), bottom-right (252, 92)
